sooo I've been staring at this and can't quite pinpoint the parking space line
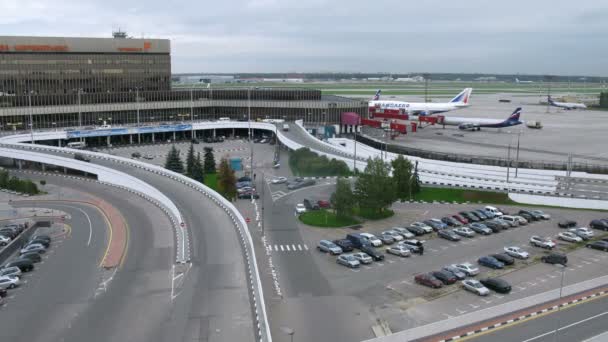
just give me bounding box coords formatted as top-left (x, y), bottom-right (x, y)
top-left (297, 244), bottom-right (302, 251)
top-left (291, 244), bottom-right (296, 251)
top-left (441, 246), bottom-right (449, 250)
top-left (493, 294), bottom-right (504, 299)
top-left (387, 260), bottom-right (396, 264)
top-left (469, 304), bottom-right (480, 309)
top-left (481, 298), bottom-right (493, 304)
top-left (576, 264), bottom-right (584, 268)
top-left (456, 309), bottom-right (468, 314)
top-left (538, 278), bottom-right (547, 283)
top-left (350, 269), bottom-right (360, 273)
top-left (567, 268), bottom-right (576, 271)
top-left (303, 245), bottom-right (309, 251)
top-left (401, 280), bottom-right (412, 285)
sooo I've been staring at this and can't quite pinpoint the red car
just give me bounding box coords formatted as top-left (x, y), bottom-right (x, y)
top-left (452, 214), bottom-right (469, 225)
top-left (317, 200), bottom-right (331, 209)
top-left (414, 273), bottom-right (443, 289)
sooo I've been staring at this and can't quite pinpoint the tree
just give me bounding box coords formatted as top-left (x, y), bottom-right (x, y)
top-left (185, 143), bottom-right (196, 177)
top-left (0, 170), bottom-right (8, 188)
top-left (191, 152), bottom-right (204, 183)
top-left (203, 147), bottom-right (216, 174)
top-left (330, 177), bottom-right (355, 218)
top-left (217, 157), bottom-right (237, 200)
top-left (354, 157), bottom-right (396, 215)
top-left (164, 145), bottom-right (185, 173)
top-left (411, 161), bottom-right (421, 196)
top-left (391, 155), bottom-right (413, 201)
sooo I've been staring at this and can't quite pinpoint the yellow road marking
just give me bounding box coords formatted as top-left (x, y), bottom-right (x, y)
top-left (119, 213), bottom-right (130, 268)
top-left (98, 206), bottom-right (114, 268)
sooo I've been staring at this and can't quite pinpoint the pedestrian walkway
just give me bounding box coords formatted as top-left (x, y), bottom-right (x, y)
top-left (266, 243), bottom-right (309, 253)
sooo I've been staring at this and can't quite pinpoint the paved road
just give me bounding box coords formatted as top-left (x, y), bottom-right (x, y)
top-left (469, 295), bottom-right (608, 342)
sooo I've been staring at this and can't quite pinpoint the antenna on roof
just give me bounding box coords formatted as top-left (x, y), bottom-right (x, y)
top-left (113, 29), bottom-right (128, 39)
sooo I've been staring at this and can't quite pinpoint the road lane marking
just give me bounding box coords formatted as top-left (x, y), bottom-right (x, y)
top-left (304, 245), bottom-right (309, 251)
top-left (298, 244), bottom-right (302, 251)
top-left (280, 245), bottom-right (284, 251)
top-left (291, 244), bottom-right (296, 251)
top-left (286, 245), bottom-right (291, 251)
top-left (521, 311), bottom-right (608, 342)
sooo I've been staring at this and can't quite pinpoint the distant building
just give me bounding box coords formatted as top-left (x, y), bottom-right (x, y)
top-left (176, 75), bottom-right (236, 84)
top-left (395, 76), bottom-right (425, 82)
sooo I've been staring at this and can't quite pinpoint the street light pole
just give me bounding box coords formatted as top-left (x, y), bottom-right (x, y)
top-left (515, 131), bottom-right (521, 178)
top-left (28, 93), bottom-right (33, 144)
top-left (136, 88), bottom-right (141, 143)
top-left (506, 143), bottom-right (512, 186)
top-left (553, 264), bottom-right (566, 342)
top-left (190, 87), bottom-right (195, 140)
top-left (353, 125), bottom-right (357, 173)
top-left (248, 87), bottom-right (254, 176)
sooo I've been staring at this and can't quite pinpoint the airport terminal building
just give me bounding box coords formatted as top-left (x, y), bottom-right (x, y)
top-left (0, 34), bottom-right (366, 130)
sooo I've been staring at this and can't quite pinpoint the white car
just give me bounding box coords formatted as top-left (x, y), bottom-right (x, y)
top-left (0, 235), bottom-right (10, 246)
top-left (558, 232), bottom-right (583, 243)
top-left (295, 204), bottom-right (307, 214)
top-left (451, 263), bottom-right (480, 276)
top-left (530, 235), bottom-right (556, 249)
top-left (531, 210), bottom-right (550, 220)
top-left (391, 227), bottom-right (415, 239)
top-left (504, 246), bottom-right (530, 259)
top-left (359, 233), bottom-right (383, 247)
top-left (383, 230), bottom-right (404, 241)
top-left (0, 275), bottom-right (20, 289)
top-left (462, 279), bottom-right (490, 296)
top-left (569, 227), bottom-right (594, 240)
top-left (336, 254), bottom-right (360, 268)
top-left (352, 252), bottom-right (373, 264)
top-left (386, 245), bottom-right (411, 257)
top-left (271, 177), bottom-right (287, 184)
top-left (453, 227), bottom-right (476, 238)
top-left (514, 216), bottom-right (528, 225)
top-left (485, 206), bottom-right (503, 217)
top-left (410, 222), bottom-right (433, 234)
top-left (20, 244), bottom-right (46, 254)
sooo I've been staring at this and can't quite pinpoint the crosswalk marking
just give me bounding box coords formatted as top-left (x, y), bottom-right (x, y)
top-left (286, 245), bottom-right (291, 251)
top-left (291, 244), bottom-right (296, 251)
top-left (298, 245), bottom-right (302, 251)
top-left (274, 245), bottom-right (278, 251)
top-left (304, 245), bottom-right (309, 251)
top-left (280, 245), bottom-right (284, 251)
top-left (268, 244), bottom-right (309, 253)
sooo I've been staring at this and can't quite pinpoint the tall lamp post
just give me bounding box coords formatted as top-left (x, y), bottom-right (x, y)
top-left (553, 264), bottom-right (566, 342)
top-left (136, 88), bottom-right (141, 143)
top-left (28, 92), bottom-right (34, 144)
top-left (248, 87), bottom-right (254, 176)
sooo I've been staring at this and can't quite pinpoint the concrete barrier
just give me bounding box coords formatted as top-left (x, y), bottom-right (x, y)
top-left (0, 220), bottom-right (45, 265)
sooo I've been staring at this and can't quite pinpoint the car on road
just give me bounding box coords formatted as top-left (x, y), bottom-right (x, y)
top-left (504, 246), bottom-right (530, 259)
top-left (590, 220), bottom-right (608, 231)
top-left (431, 270), bottom-right (457, 285)
top-left (586, 241), bottom-right (608, 251)
top-left (452, 263), bottom-right (480, 276)
top-left (76, 153), bottom-right (93, 162)
top-left (530, 235), bottom-right (556, 249)
top-left (490, 253), bottom-right (515, 266)
top-left (19, 252), bottom-right (42, 263)
top-left (0, 276), bottom-right (20, 289)
top-left (131, 152), bottom-right (141, 158)
top-left (270, 177), bottom-right (287, 184)
top-left (0, 235), bottom-right (10, 246)
top-left (478, 256), bottom-right (505, 269)
top-left (453, 227), bottom-right (476, 238)
top-left (442, 266), bottom-right (467, 280)
top-left (236, 181), bottom-right (253, 189)
top-left (438, 229), bottom-right (461, 241)
top-left (383, 230), bottom-right (404, 241)
top-left (337, 254), bottom-right (360, 268)
top-left (568, 227), bottom-right (594, 240)
top-left (531, 210), bottom-right (551, 220)
top-left (480, 278), bottom-right (512, 293)
top-left (359, 245), bottom-right (385, 261)
top-left (20, 244), bottom-right (45, 254)
top-left (352, 252), bottom-right (373, 264)
top-left (0, 266), bottom-right (21, 279)
top-left (558, 231), bottom-right (583, 243)
top-left (295, 203), bottom-right (307, 214)
top-left (452, 214), bottom-right (469, 225)
top-left (317, 240), bottom-right (343, 255)
top-left (459, 211), bottom-right (479, 223)
top-left (558, 220), bottom-right (577, 228)
top-left (469, 223), bottom-right (493, 235)
top-left (237, 190), bottom-right (259, 199)
top-left (359, 233), bottom-right (383, 247)
top-left (441, 217), bottom-right (462, 227)
top-left (462, 279), bottom-right (490, 296)
top-left (541, 252), bottom-right (567, 265)
top-left (143, 154), bottom-right (154, 160)
top-left (485, 206), bottom-right (503, 216)
top-left (4, 259), bottom-right (34, 272)
top-left (392, 227), bottom-right (415, 239)
top-left (414, 273), bottom-right (443, 289)
top-left (424, 219), bottom-right (447, 231)
top-left (386, 245), bottom-right (411, 257)
top-left (333, 239), bottom-right (354, 252)
top-left (410, 222), bottom-right (433, 234)
top-left (406, 225), bottom-right (426, 236)
top-left (377, 232), bottom-right (395, 245)
top-left (500, 215), bottom-right (520, 227)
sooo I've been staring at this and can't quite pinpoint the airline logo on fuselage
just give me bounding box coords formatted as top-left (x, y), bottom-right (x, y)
top-left (372, 102), bottom-right (410, 109)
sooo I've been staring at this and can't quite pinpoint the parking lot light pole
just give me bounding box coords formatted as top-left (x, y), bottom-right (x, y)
top-left (554, 264), bottom-right (566, 342)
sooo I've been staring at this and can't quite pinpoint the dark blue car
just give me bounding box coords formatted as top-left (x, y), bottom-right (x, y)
top-left (478, 256), bottom-right (505, 269)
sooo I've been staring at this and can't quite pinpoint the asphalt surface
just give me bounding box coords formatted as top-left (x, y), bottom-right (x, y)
top-left (469, 294), bottom-right (608, 342)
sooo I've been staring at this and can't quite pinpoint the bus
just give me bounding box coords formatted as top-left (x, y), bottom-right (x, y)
top-left (66, 141), bottom-right (86, 149)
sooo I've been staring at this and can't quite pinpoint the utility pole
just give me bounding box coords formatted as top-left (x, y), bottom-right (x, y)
top-left (423, 73), bottom-right (430, 103)
top-left (353, 125), bottom-right (357, 173)
top-left (515, 131), bottom-right (521, 177)
top-left (506, 143), bottom-right (512, 186)
top-left (190, 87), bottom-right (195, 139)
top-left (28, 93), bottom-right (33, 144)
top-left (248, 87), bottom-right (254, 176)
top-left (136, 88), bottom-right (141, 143)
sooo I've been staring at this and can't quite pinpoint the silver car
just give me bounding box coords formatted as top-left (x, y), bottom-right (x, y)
top-left (569, 227), bottom-right (594, 240)
top-left (383, 230), bottom-right (404, 241)
top-left (453, 227), bottom-right (476, 238)
top-left (531, 210), bottom-right (551, 220)
top-left (452, 263), bottom-right (480, 276)
top-left (337, 254), bottom-right (360, 268)
top-left (20, 244), bottom-right (46, 254)
top-left (0, 266), bottom-right (22, 279)
top-left (317, 240), bottom-right (343, 255)
top-left (359, 233), bottom-right (383, 247)
top-left (410, 222), bottom-right (433, 234)
top-left (0, 275), bottom-right (20, 289)
top-left (352, 252), bottom-right (373, 264)
top-left (391, 227), bottom-right (415, 239)
top-left (386, 245), bottom-right (411, 257)
top-left (462, 279), bottom-right (490, 296)
top-left (558, 232), bottom-right (582, 243)
top-left (504, 246), bottom-right (530, 259)
top-left (514, 216), bottom-right (528, 225)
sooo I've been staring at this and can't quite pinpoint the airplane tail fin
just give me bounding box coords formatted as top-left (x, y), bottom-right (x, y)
top-left (515, 78), bottom-right (520, 83)
top-left (373, 89), bottom-right (381, 101)
top-left (450, 88), bottom-right (472, 104)
top-left (547, 96), bottom-right (555, 105)
top-left (507, 107), bottom-right (522, 121)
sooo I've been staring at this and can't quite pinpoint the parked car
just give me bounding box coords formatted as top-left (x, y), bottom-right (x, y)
top-left (406, 225), bottom-right (426, 236)
top-left (131, 152), bottom-right (141, 158)
top-left (504, 246), bottom-right (529, 259)
top-left (453, 227), bottom-right (476, 238)
top-left (0, 229), bottom-right (17, 239)
top-left (238, 190), bottom-right (259, 199)
top-left (0, 288), bottom-right (6, 298)
top-left (333, 239), bottom-right (354, 253)
top-left (438, 229), bottom-right (461, 241)
top-left (558, 220), bottom-right (577, 228)
top-left (0, 276), bottom-right (20, 290)
top-left (387, 245), bottom-right (412, 257)
top-left (459, 211), bottom-right (479, 222)
top-left (424, 219), bottom-right (447, 231)
top-left (451, 263), bottom-right (480, 276)
top-left (590, 220), bottom-right (608, 231)
top-left (442, 266), bottom-right (467, 280)
top-left (541, 253), bottom-right (567, 265)
top-left (414, 273), bottom-right (443, 288)
top-left (352, 252), bottom-right (373, 264)
top-left (462, 279), bottom-right (490, 296)
top-left (359, 245), bottom-right (384, 261)
top-left (359, 233), bottom-right (383, 247)
top-left (236, 181), bottom-right (252, 189)
top-left (500, 216), bottom-right (520, 227)
top-left (20, 244), bottom-right (45, 254)
top-left (400, 239), bottom-right (423, 253)
top-left (0, 266), bottom-right (21, 279)
top-left (485, 206), bottom-right (503, 216)
top-left (442, 217), bottom-right (462, 227)
top-left (270, 177), bottom-right (287, 184)
top-left (346, 233), bottom-right (371, 248)
top-left (479, 209), bottom-right (496, 219)
top-left (586, 241), bottom-right (608, 251)
top-left (514, 216), bottom-right (529, 225)
top-left (303, 199), bottom-right (320, 211)
top-left (519, 209), bottom-right (540, 221)
top-left (558, 232), bottom-right (583, 243)
top-left (317, 240), bottom-right (343, 255)
top-left (4, 259), bottom-right (34, 272)
top-left (287, 179), bottom-right (316, 190)
top-left (569, 227), bottom-right (594, 240)
top-left (490, 253), bottom-right (515, 266)
top-left (19, 252), bottom-right (42, 263)
top-left (431, 270), bottom-right (457, 285)
top-left (317, 200), bottom-right (331, 209)
top-left (295, 203), bottom-right (307, 214)
top-left (28, 238), bottom-right (50, 248)
top-left (480, 278), bottom-right (512, 293)
top-left (478, 256), bottom-right (505, 269)
top-left (383, 230), bottom-right (405, 241)
top-left (530, 235), bottom-right (556, 249)
top-left (392, 227), bottom-right (415, 239)
top-left (452, 214), bottom-right (469, 225)
top-left (471, 210), bottom-right (488, 220)
top-left (469, 223), bottom-right (493, 235)
top-left (410, 222), bottom-right (433, 234)
top-left (518, 212), bottom-right (534, 222)
top-left (531, 210), bottom-right (551, 220)
top-left (0, 235), bottom-right (10, 246)
top-left (337, 254), bottom-right (360, 268)
top-left (377, 232), bottom-right (395, 245)
top-left (489, 218), bottom-right (510, 230)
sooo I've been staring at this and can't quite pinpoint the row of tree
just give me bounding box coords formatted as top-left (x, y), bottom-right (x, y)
top-left (0, 170), bottom-right (40, 195)
top-left (289, 148), bottom-right (351, 177)
top-left (331, 155), bottom-right (420, 218)
top-left (600, 92), bottom-right (608, 108)
top-left (164, 145), bottom-right (217, 180)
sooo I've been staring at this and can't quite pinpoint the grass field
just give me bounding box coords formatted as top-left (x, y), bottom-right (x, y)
top-left (299, 209), bottom-right (361, 228)
top-left (355, 207), bottom-right (395, 220)
top-left (412, 187), bottom-right (515, 204)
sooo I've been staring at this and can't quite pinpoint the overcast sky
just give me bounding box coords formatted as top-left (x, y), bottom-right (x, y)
top-left (1, 0), bottom-right (607, 75)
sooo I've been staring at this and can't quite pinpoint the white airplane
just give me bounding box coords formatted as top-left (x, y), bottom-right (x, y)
top-left (439, 107), bottom-right (524, 130)
top-left (548, 96), bottom-right (587, 110)
top-left (369, 88), bottom-right (472, 116)
top-left (515, 78), bottom-right (533, 84)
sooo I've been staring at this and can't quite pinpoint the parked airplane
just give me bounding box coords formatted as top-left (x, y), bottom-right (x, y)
top-left (515, 78), bottom-right (533, 84)
top-left (369, 88), bottom-right (472, 115)
top-left (438, 107), bottom-right (523, 130)
top-left (548, 96), bottom-right (587, 110)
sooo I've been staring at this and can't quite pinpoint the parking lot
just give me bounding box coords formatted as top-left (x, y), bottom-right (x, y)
top-left (290, 202), bottom-right (608, 331)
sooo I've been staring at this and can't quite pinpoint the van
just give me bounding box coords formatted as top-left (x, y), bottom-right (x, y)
top-left (283, 123), bottom-right (290, 131)
top-left (500, 215), bottom-right (520, 227)
top-left (346, 233), bottom-right (370, 248)
top-left (485, 206), bottom-right (503, 216)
